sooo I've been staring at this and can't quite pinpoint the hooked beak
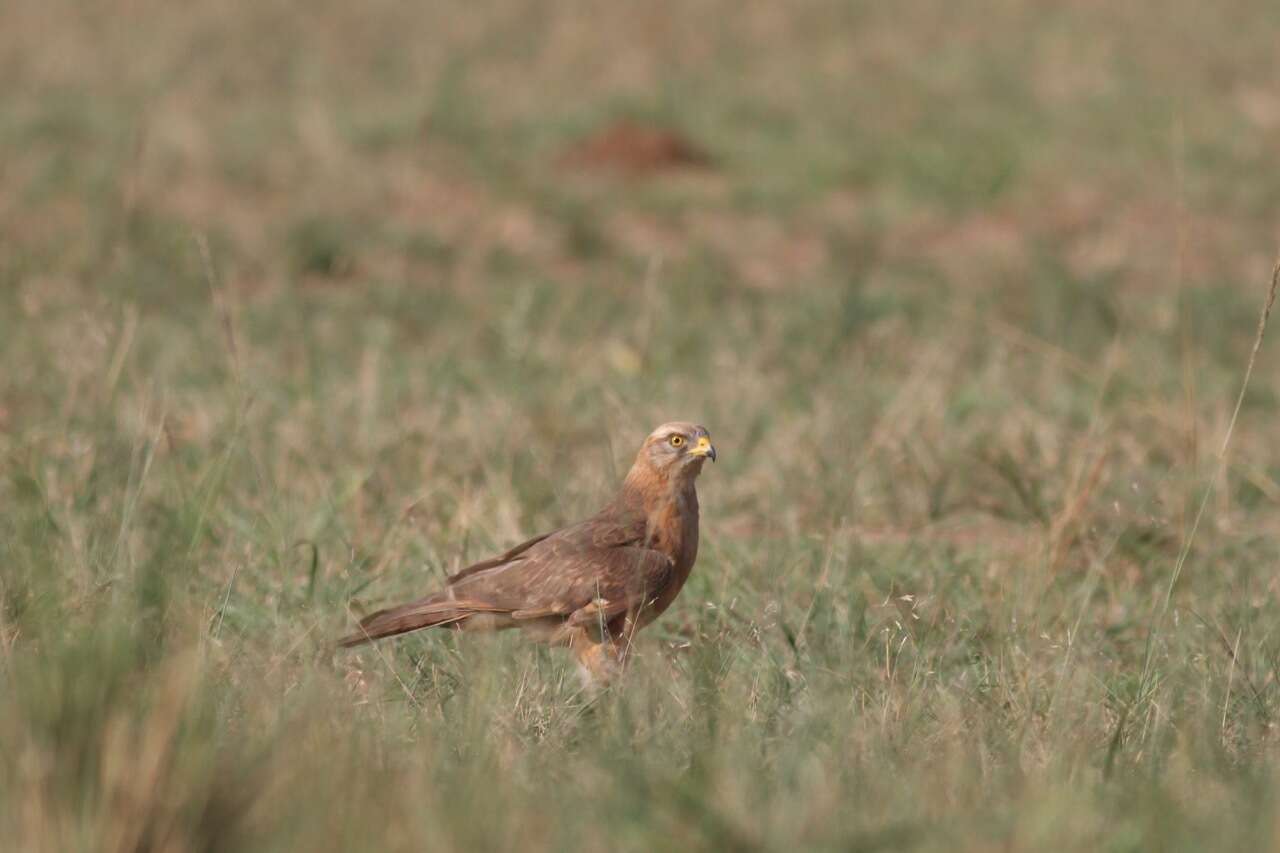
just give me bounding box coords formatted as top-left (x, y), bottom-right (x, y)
top-left (690, 435), bottom-right (717, 462)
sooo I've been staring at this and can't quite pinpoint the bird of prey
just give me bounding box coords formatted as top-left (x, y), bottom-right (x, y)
top-left (340, 422), bottom-right (716, 684)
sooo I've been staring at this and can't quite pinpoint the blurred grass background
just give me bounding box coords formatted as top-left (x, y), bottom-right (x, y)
top-left (3, 0), bottom-right (1280, 850)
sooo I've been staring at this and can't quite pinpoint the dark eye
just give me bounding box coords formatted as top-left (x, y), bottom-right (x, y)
top-left (669, 435), bottom-right (685, 448)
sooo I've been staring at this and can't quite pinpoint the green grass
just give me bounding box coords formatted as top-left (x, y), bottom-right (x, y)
top-left (4, 0), bottom-right (1280, 850)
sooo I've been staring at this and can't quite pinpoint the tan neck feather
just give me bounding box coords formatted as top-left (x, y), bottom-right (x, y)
top-left (620, 454), bottom-right (693, 511)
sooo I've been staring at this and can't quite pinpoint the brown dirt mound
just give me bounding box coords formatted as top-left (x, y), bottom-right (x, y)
top-left (560, 120), bottom-right (712, 175)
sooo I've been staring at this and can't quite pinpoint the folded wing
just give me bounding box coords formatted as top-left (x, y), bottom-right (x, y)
top-left (339, 511), bottom-right (671, 647)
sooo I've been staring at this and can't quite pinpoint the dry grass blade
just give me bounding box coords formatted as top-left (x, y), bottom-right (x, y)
top-left (1140, 257), bottom-right (1280, 687)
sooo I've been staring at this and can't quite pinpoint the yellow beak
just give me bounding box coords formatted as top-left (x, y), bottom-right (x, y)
top-left (689, 435), bottom-right (717, 462)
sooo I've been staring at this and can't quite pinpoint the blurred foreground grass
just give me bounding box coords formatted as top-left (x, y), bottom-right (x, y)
top-left (4, 0), bottom-right (1280, 850)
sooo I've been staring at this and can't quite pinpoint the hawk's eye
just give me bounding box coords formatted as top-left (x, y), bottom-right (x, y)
top-left (669, 435), bottom-right (686, 448)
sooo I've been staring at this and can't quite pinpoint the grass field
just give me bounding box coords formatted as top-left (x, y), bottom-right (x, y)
top-left (4, 0), bottom-right (1280, 850)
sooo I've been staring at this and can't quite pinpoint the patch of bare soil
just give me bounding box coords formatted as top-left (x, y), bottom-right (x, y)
top-left (559, 120), bottom-right (712, 175)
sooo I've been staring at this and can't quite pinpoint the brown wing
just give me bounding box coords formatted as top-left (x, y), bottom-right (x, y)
top-left (445, 499), bottom-right (644, 586)
top-left (340, 504), bottom-right (663, 648)
top-left (458, 504), bottom-right (665, 612)
top-left (442, 502), bottom-right (643, 589)
top-left (445, 531), bottom-right (555, 584)
top-left (446, 510), bottom-right (673, 623)
top-left (500, 547), bottom-right (675, 625)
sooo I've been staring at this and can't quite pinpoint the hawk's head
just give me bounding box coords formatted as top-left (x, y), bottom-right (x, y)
top-left (638, 422), bottom-right (716, 479)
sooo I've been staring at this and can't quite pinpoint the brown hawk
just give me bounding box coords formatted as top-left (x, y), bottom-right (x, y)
top-left (339, 422), bottom-right (716, 684)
